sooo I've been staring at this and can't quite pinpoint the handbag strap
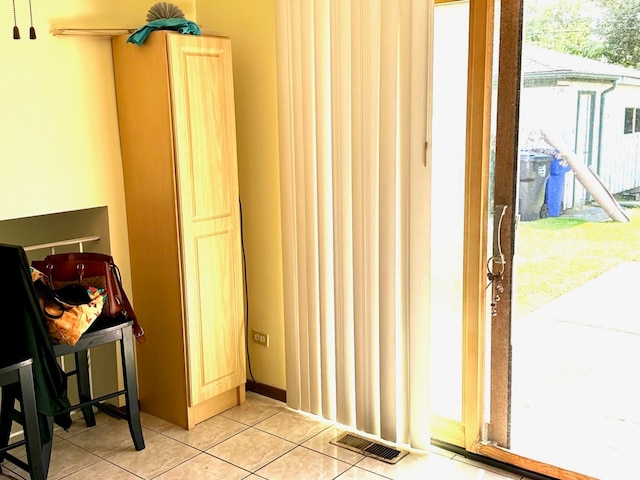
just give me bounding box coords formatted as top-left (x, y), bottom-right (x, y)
top-left (44, 252), bottom-right (113, 263)
top-left (34, 280), bottom-right (67, 319)
top-left (110, 263), bottom-right (147, 344)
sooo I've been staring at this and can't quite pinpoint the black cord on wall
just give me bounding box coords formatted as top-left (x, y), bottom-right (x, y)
top-left (239, 198), bottom-right (257, 386)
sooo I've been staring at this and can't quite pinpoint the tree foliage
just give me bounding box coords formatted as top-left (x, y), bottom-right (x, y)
top-left (524, 0), bottom-right (640, 68)
top-left (595, 0), bottom-right (640, 68)
top-left (524, 0), bottom-right (603, 59)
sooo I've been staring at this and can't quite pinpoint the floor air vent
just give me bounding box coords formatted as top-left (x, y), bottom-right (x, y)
top-left (330, 433), bottom-right (409, 464)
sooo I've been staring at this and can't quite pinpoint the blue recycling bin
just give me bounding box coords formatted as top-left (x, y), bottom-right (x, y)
top-left (542, 159), bottom-right (572, 217)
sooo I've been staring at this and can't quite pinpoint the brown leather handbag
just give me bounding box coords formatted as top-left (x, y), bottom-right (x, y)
top-left (32, 253), bottom-right (146, 343)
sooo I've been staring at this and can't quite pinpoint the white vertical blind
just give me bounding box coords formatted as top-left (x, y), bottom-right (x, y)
top-left (276, 0), bottom-right (433, 449)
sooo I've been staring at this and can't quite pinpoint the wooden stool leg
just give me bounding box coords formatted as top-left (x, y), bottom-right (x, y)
top-left (75, 350), bottom-right (96, 427)
top-left (39, 416), bottom-right (54, 480)
top-left (0, 387), bottom-right (15, 462)
top-left (121, 326), bottom-right (144, 451)
top-left (18, 364), bottom-right (47, 480)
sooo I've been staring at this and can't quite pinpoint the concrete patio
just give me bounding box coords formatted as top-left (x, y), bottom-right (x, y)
top-left (511, 261), bottom-right (640, 479)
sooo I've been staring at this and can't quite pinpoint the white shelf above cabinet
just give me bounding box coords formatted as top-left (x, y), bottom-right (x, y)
top-left (50, 28), bottom-right (136, 37)
top-left (50, 28), bottom-right (222, 38)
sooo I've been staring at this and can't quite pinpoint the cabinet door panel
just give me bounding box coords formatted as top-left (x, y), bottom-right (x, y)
top-left (168, 34), bottom-right (244, 406)
top-left (181, 51), bottom-right (231, 220)
top-left (190, 230), bottom-right (241, 404)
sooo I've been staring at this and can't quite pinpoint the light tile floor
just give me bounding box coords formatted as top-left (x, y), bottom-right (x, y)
top-left (1, 392), bottom-right (536, 480)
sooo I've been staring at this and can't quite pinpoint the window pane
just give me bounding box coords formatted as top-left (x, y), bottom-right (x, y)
top-left (430, 1), bottom-right (469, 421)
top-left (624, 107), bottom-right (633, 134)
top-left (509, 0), bottom-right (640, 477)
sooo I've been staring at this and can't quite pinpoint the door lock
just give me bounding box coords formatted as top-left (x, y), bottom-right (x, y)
top-left (488, 205), bottom-right (507, 316)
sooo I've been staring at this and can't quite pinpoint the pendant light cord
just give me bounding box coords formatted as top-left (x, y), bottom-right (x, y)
top-left (10, 0), bottom-right (37, 40)
top-left (12, 0), bottom-right (20, 39)
top-left (28, 0), bottom-right (36, 39)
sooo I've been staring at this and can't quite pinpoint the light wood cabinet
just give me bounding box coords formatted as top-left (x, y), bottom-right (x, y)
top-left (112, 31), bottom-right (245, 429)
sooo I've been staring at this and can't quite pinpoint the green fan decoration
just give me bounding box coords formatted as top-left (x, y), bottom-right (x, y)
top-left (128, 2), bottom-right (199, 46)
top-left (146, 2), bottom-right (185, 23)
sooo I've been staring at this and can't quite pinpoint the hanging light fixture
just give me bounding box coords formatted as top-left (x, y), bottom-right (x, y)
top-left (10, 0), bottom-right (36, 40)
top-left (28, 0), bottom-right (36, 39)
top-left (12, 0), bottom-right (20, 39)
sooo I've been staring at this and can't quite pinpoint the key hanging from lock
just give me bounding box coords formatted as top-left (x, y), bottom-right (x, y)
top-left (488, 205), bottom-right (507, 316)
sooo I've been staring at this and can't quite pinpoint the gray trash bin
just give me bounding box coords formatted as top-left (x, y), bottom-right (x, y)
top-left (519, 152), bottom-right (553, 221)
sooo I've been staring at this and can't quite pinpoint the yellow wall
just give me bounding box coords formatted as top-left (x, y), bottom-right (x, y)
top-left (0, 1), bottom-right (133, 272)
top-left (0, 0), bottom-right (195, 284)
top-left (196, 1), bottom-right (286, 390)
top-left (47, 0), bottom-right (196, 30)
top-left (1, 0), bottom-right (195, 282)
top-left (1, 0), bottom-right (285, 391)
top-left (0, 0), bottom-right (189, 401)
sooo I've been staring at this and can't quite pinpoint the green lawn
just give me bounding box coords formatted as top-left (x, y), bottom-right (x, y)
top-left (513, 207), bottom-right (640, 317)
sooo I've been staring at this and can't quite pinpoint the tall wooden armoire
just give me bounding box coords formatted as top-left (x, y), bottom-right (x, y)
top-left (112, 31), bottom-right (245, 429)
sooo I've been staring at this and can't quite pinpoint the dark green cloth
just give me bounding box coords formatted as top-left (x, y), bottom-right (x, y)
top-left (0, 244), bottom-right (71, 443)
top-left (127, 18), bottom-right (201, 46)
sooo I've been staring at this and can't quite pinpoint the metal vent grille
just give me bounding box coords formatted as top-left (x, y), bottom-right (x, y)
top-left (330, 433), bottom-right (409, 464)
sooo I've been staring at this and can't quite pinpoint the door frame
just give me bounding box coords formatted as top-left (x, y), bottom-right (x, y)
top-left (426, 0), bottom-right (495, 450)
top-left (429, 0), bottom-right (500, 452)
top-left (460, 0), bottom-right (494, 453)
top-left (459, 1), bottom-right (599, 478)
top-left (574, 90), bottom-right (597, 204)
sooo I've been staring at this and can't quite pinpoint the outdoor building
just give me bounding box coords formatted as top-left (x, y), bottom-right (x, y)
top-left (520, 44), bottom-right (640, 212)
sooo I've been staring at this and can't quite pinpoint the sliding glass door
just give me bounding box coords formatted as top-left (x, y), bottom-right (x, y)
top-left (430, 0), bottom-right (469, 442)
top-left (477, 1), bottom-right (640, 478)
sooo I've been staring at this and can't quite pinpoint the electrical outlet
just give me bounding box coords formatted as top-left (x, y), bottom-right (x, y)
top-left (252, 329), bottom-right (270, 347)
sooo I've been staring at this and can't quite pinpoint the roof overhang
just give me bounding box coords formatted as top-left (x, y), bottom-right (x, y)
top-left (523, 72), bottom-right (640, 88)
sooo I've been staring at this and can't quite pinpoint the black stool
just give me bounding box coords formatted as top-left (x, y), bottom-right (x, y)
top-left (0, 243), bottom-right (144, 479)
top-left (0, 321), bottom-right (144, 480)
top-left (53, 320), bottom-right (145, 451)
top-left (0, 358), bottom-right (46, 480)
